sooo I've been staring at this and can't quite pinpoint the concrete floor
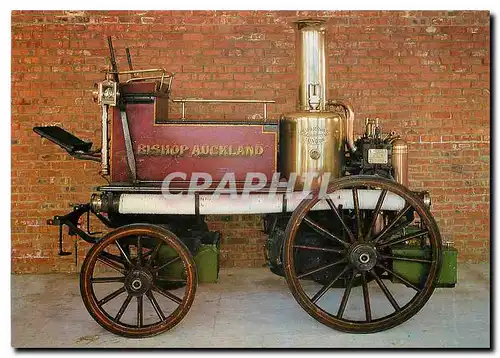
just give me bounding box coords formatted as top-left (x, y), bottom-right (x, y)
top-left (11, 263), bottom-right (489, 348)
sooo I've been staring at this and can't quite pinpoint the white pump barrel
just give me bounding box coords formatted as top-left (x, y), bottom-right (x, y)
top-left (117, 190), bottom-right (405, 215)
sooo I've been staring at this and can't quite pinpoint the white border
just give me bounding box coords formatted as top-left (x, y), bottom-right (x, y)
top-left (4, 2), bottom-right (496, 356)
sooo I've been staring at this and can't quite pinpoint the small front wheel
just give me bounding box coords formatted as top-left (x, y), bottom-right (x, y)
top-left (80, 224), bottom-right (197, 338)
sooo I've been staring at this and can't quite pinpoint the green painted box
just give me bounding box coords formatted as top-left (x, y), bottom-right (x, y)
top-left (391, 246), bottom-right (457, 287)
top-left (193, 244), bottom-right (220, 283)
top-left (157, 242), bottom-right (220, 284)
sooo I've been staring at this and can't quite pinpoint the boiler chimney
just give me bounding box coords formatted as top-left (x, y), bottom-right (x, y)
top-left (295, 19), bottom-right (328, 112)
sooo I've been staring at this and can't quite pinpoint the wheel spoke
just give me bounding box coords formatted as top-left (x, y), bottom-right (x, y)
top-left (371, 204), bottom-right (412, 244)
top-left (146, 291), bottom-right (166, 321)
top-left (115, 294), bottom-right (133, 321)
top-left (148, 242), bottom-right (163, 265)
top-left (380, 254), bottom-right (432, 264)
top-left (152, 255), bottom-right (181, 273)
top-left (311, 266), bottom-right (349, 304)
top-left (155, 277), bottom-right (188, 283)
top-left (377, 264), bottom-right (422, 292)
top-left (369, 269), bottom-right (400, 312)
top-left (91, 276), bottom-right (125, 283)
top-left (97, 254), bottom-right (126, 274)
top-left (152, 285), bottom-right (183, 305)
top-left (98, 286), bottom-right (126, 306)
top-left (380, 221), bottom-right (414, 241)
top-left (293, 245), bottom-right (345, 254)
top-left (337, 270), bottom-right (356, 319)
top-left (137, 236), bottom-right (143, 266)
top-left (325, 199), bottom-right (356, 243)
top-left (377, 230), bottom-right (429, 248)
top-left (115, 240), bottom-right (133, 267)
top-left (361, 272), bottom-right (372, 322)
top-left (364, 189), bottom-right (388, 241)
top-left (100, 251), bottom-right (127, 266)
top-left (137, 295), bottom-right (143, 328)
top-left (352, 188), bottom-right (362, 240)
top-left (297, 258), bottom-right (347, 279)
top-left (303, 216), bottom-right (349, 248)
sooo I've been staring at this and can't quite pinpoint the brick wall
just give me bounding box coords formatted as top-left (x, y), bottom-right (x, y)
top-left (11, 10), bottom-right (490, 273)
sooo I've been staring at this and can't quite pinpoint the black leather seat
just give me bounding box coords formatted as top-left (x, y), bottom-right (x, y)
top-left (33, 126), bottom-right (93, 153)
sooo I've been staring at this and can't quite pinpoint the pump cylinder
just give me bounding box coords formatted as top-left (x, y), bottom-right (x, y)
top-left (392, 139), bottom-right (409, 187)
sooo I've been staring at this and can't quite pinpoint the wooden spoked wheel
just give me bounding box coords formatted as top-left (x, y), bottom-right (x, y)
top-left (283, 176), bottom-right (442, 333)
top-left (80, 224), bottom-right (197, 338)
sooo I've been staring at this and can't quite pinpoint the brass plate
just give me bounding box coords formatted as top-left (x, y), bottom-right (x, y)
top-left (368, 148), bottom-right (388, 164)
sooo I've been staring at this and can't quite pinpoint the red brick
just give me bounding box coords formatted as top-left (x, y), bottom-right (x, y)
top-left (11, 10), bottom-right (490, 272)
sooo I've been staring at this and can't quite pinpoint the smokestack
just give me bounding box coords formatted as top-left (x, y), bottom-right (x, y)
top-left (295, 19), bottom-right (328, 112)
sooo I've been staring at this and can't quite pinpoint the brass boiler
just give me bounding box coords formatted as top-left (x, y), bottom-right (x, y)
top-left (280, 112), bottom-right (344, 189)
top-left (280, 19), bottom-right (345, 189)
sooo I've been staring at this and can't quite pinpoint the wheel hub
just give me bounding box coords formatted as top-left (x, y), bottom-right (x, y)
top-left (124, 269), bottom-right (153, 296)
top-left (348, 243), bottom-right (377, 271)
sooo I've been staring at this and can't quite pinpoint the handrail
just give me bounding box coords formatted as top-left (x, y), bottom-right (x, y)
top-left (104, 68), bottom-right (175, 90)
top-left (172, 98), bottom-right (276, 120)
top-left (106, 68), bottom-right (173, 76)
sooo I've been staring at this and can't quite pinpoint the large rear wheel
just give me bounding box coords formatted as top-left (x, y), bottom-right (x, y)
top-left (283, 175), bottom-right (442, 333)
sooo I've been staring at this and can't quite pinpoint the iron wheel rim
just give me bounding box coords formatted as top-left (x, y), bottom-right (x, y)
top-left (283, 175), bottom-right (442, 333)
top-left (80, 224), bottom-right (197, 338)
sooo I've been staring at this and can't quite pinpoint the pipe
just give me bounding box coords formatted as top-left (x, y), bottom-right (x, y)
top-left (327, 99), bottom-right (356, 152)
top-left (116, 190), bottom-right (405, 215)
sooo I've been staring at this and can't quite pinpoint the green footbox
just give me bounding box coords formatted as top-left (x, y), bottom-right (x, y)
top-left (391, 246), bottom-right (457, 288)
top-left (157, 243), bottom-right (220, 284)
top-left (193, 244), bottom-right (220, 283)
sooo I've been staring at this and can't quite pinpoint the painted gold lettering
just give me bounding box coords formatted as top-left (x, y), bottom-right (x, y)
top-left (200, 145), bottom-right (209, 156)
top-left (150, 144), bottom-right (160, 155)
top-left (138, 144), bottom-right (147, 155)
top-left (218, 146), bottom-right (228, 156)
top-left (171, 145), bottom-right (180, 156)
top-left (180, 145), bottom-right (189, 156)
top-left (191, 145), bottom-right (200, 157)
top-left (245, 146), bottom-right (254, 156)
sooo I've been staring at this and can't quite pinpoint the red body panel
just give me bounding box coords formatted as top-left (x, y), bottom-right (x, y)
top-left (110, 103), bottom-right (278, 183)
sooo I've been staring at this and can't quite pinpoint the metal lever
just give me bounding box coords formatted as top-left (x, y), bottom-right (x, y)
top-left (107, 36), bottom-right (120, 83)
top-left (119, 107), bottom-right (137, 181)
top-left (126, 48), bottom-right (134, 73)
top-left (57, 221), bottom-right (71, 256)
top-left (86, 209), bottom-right (102, 236)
